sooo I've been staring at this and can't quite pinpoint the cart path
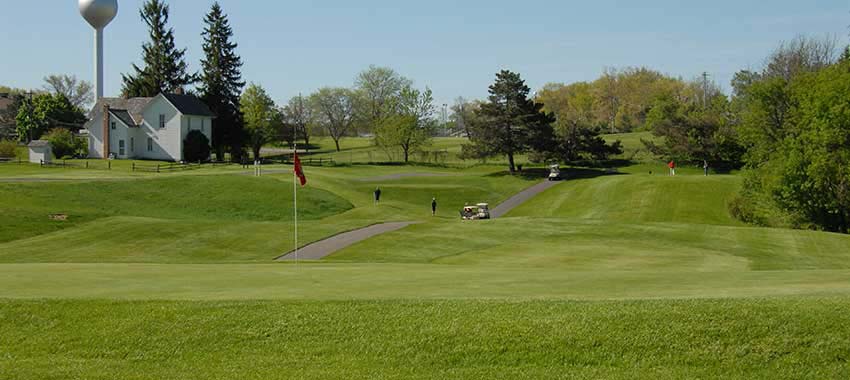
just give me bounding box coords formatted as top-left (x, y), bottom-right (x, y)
top-left (490, 180), bottom-right (562, 218)
top-left (276, 222), bottom-right (418, 261)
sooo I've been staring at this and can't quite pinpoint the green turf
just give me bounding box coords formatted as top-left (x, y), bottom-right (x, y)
top-left (2, 299), bottom-right (850, 379)
top-left (508, 172), bottom-right (742, 226)
top-left (0, 165), bottom-right (537, 262)
top-left (3, 132), bottom-right (850, 378)
top-left (0, 175), bottom-right (352, 244)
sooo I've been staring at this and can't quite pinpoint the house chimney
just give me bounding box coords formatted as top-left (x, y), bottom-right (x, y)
top-left (102, 102), bottom-right (110, 159)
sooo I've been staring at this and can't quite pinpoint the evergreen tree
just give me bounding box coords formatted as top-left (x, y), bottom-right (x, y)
top-left (462, 70), bottom-right (555, 173)
top-left (198, 2), bottom-right (245, 160)
top-left (121, 0), bottom-right (194, 98)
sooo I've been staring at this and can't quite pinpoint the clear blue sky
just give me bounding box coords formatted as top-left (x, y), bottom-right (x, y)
top-left (1, 0), bottom-right (847, 107)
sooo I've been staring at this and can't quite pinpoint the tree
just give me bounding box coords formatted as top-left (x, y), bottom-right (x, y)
top-left (374, 85), bottom-right (435, 162)
top-left (283, 94), bottom-right (314, 152)
top-left (0, 93), bottom-right (27, 139)
top-left (354, 65), bottom-right (411, 131)
top-left (309, 87), bottom-right (356, 152)
top-left (15, 93), bottom-right (86, 142)
top-left (45, 128), bottom-right (86, 159)
top-left (537, 82), bottom-right (622, 162)
top-left (767, 60), bottom-right (850, 232)
top-left (122, 0), bottom-right (195, 97)
top-left (240, 84), bottom-right (276, 159)
top-left (42, 75), bottom-right (93, 109)
top-left (462, 70), bottom-right (556, 173)
top-left (198, 2), bottom-right (245, 161)
top-left (643, 88), bottom-right (743, 167)
top-left (183, 130), bottom-right (211, 162)
top-left (450, 97), bottom-right (483, 139)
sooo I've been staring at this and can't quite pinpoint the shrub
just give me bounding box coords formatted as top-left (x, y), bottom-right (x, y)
top-left (0, 139), bottom-right (16, 158)
top-left (45, 128), bottom-right (84, 159)
top-left (183, 130), bottom-right (211, 163)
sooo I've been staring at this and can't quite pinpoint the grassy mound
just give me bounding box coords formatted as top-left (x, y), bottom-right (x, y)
top-left (0, 175), bottom-right (353, 244)
top-left (509, 173), bottom-right (742, 226)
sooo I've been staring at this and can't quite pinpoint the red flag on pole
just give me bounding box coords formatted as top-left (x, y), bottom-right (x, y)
top-left (294, 151), bottom-right (307, 186)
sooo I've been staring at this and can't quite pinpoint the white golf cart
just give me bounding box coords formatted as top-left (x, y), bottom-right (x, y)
top-left (461, 203), bottom-right (491, 220)
top-left (548, 164), bottom-right (562, 181)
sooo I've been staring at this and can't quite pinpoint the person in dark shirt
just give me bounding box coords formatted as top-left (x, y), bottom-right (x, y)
top-left (374, 187), bottom-right (382, 205)
top-left (431, 198), bottom-right (437, 216)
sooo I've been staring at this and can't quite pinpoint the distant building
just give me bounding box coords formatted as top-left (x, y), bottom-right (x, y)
top-left (0, 93), bottom-right (16, 140)
top-left (28, 140), bottom-right (52, 164)
top-left (84, 93), bottom-right (215, 161)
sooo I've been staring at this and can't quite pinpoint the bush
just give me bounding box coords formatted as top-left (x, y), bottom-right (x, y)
top-left (45, 129), bottom-right (85, 159)
top-left (183, 130), bottom-right (211, 163)
top-left (0, 139), bottom-right (16, 158)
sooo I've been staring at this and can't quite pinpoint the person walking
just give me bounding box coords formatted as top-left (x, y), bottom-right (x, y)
top-left (703, 160), bottom-right (709, 176)
top-left (374, 187), bottom-right (382, 205)
top-left (431, 197), bottom-right (437, 216)
top-left (668, 160), bottom-right (676, 176)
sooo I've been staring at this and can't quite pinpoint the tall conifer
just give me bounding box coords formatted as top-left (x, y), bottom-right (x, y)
top-left (198, 2), bottom-right (245, 159)
top-left (121, 0), bottom-right (194, 98)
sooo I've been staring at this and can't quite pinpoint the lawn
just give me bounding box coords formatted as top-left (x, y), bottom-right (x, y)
top-left (2, 299), bottom-right (849, 379)
top-left (3, 132), bottom-right (850, 378)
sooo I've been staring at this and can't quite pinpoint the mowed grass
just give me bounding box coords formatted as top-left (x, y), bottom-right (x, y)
top-left (4, 132), bottom-right (850, 379)
top-left (0, 165), bottom-right (538, 262)
top-left (0, 175), bottom-right (352, 245)
top-left (327, 218), bottom-right (850, 271)
top-left (2, 299), bottom-right (850, 379)
top-left (509, 172), bottom-right (742, 226)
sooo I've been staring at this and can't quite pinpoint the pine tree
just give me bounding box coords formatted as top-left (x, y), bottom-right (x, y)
top-left (462, 70), bottom-right (555, 173)
top-left (198, 2), bottom-right (245, 160)
top-left (121, 0), bottom-right (195, 98)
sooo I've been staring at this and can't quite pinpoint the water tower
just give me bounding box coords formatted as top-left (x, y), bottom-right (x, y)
top-left (79, 0), bottom-right (118, 100)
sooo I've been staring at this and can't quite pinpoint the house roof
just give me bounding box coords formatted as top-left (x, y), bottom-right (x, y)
top-left (109, 109), bottom-right (138, 128)
top-left (162, 93), bottom-right (216, 117)
top-left (90, 97), bottom-right (153, 125)
top-left (28, 140), bottom-right (50, 148)
top-left (89, 93), bottom-right (216, 125)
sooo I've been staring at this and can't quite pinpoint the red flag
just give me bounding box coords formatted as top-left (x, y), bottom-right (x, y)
top-left (294, 152), bottom-right (307, 186)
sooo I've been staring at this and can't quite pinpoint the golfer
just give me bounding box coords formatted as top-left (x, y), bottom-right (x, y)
top-left (703, 160), bottom-right (709, 176)
top-left (668, 160), bottom-right (676, 176)
top-left (431, 198), bottom-right (437, 216)
top-left (374, 187), bottom-right (382, 205)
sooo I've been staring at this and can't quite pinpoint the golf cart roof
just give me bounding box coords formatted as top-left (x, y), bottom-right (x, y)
top-left (477, 203), bottom-right (489, 208)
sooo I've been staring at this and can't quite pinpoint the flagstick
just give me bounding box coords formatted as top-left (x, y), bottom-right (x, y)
top-left (294, 142), bottom-right (298, 267)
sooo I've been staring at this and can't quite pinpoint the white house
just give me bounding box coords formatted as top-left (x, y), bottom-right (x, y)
top-left (28, 140), bottom-right (53, 164)
top-left (85, 93), bottom-right (215, 161)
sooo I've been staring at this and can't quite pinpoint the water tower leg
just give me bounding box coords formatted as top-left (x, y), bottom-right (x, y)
top-left (95, 27), bottom-right (104, 100)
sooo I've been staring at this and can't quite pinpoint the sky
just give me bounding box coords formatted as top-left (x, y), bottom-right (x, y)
top-left (1, 0), bottom-right (848, 108)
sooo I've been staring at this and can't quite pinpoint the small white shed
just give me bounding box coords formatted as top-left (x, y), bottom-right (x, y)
top-left (28, 140), bottom-right (53, 164)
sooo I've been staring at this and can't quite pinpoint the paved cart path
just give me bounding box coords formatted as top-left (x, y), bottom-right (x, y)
top-left (277, 222), bottom-right (418, 261)
top-left (276, 179), bottom-right (562, 261)
top-left (490, 180), bottom-right (562, 218)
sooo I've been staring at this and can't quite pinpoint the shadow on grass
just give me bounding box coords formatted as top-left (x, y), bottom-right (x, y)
top-left (486, 164), bottom-right (632, 181)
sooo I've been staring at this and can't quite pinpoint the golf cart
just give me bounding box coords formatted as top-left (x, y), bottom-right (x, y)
top-left (461, 203), bottom-right (491, 220)
top-left (548, 164), bottom-right (562, 181)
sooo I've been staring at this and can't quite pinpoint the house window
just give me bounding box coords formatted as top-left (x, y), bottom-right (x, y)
top-left (119, 140), bottom-right (125, 156)
top-left (130, 137), bottom-right (135, 153)
top-left (201, 119), bottom-right (205, 132)
top-left (111, 121), bottom-right (116, 130)
top-left (159, 114), bottom-right (166, 129)
top-left (188, 117), bottom-right (192, 130)
top-left (147, 137), bottom-right (153, 152)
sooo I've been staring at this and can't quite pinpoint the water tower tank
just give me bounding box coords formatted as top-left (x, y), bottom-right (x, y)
top-left (79, 0), bottom-right (118, 29)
